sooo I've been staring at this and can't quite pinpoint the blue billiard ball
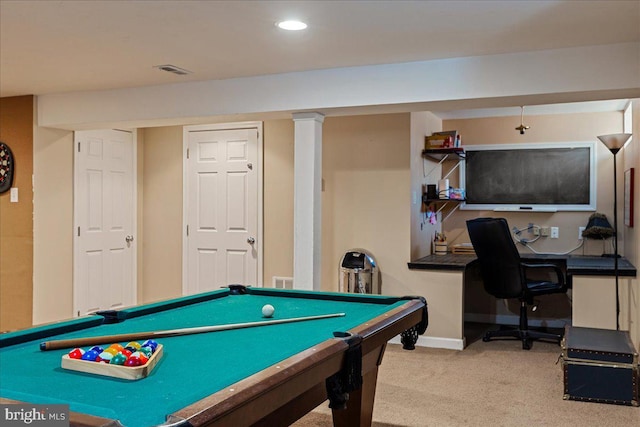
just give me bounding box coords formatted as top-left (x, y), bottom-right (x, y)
top-left (81, 349), bottom-right (100, 361)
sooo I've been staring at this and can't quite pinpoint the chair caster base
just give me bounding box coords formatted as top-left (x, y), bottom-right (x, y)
top-left (482, 327), bottom-right (562, 350)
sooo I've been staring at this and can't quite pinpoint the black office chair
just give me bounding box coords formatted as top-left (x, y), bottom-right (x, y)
top-left (466, 217), bottom-right (568, 350)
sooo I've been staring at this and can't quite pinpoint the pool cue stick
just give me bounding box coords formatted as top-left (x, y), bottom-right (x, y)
top-left (40, 312), bottom-right (346, 351)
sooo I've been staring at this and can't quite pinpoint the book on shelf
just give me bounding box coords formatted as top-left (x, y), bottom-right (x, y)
top-left (451, 243), bottom-right (476, 255)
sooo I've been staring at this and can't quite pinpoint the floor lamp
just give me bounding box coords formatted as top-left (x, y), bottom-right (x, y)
top-left (597, 133), bottom-right (632, 330)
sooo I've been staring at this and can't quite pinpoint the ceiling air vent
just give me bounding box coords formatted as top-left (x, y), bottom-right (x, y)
top-left (154, 64), bottom-right (192, 75)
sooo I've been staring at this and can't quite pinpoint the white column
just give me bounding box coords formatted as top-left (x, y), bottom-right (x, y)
top-left (292, 112), bottom-right (325, 291)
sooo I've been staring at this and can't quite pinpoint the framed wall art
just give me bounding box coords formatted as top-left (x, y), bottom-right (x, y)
top-left (624, 168), bottom-right (634, 227)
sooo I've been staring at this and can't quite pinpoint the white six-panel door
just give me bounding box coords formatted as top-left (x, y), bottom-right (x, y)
top-left (184, 124), bottom-right (260, 294)
top-left (74, 129), bottom-right (136, 316)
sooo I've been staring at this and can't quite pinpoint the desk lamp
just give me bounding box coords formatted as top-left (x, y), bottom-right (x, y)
top-left (582, 213), bottom-right (614, 254)
top-left (597, 133), bottom-right (632, 330)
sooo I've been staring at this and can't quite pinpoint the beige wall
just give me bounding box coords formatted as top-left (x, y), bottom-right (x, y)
top-left (441, 112), bottom-right (624, 254)
top-left (263, 120), bottom-right (295, 285)
top-left (135, 114), bottom-right (417, 299)
top-left (140, 126), bottom-right (184, 303)
top-left (410, 111), bottom-right (443, 260)
top-left (322, 114), bottom-right (411, 291)
top-left (260, 113), bottom-right (464, 340)
top-left (17, 103), bottom-right (640, 349)
top-left (139, 121), bottom-right (299, 299)
top-left (435, 110), bottom-right (640, 347)
top-left (32, 125), bottom-right (74, 324)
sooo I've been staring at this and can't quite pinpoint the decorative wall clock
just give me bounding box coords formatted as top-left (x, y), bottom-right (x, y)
top-left (0, 141), bottom-right (15, 194)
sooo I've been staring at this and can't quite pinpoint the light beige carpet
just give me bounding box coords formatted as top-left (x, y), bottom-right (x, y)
top-left (293, 333), bottom-right (639, 427)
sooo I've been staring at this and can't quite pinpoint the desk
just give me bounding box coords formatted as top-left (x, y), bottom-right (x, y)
top-left (0, 286), bottom-right (427, 427)
top-left (408, 254), bottom-right (636, 347)
top-left (408, 254), bottom-right (637, 276)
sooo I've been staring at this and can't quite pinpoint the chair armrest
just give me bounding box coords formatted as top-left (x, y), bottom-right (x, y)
top-left (521, 263), bottom-right (566, 287)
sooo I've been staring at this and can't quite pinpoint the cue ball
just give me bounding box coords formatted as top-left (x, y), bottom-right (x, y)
top-left (262, 304), bottom-right (275, 318)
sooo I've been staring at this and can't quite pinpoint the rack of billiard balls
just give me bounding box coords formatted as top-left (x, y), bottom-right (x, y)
top-left (61, 339), bottom-right (163, 380)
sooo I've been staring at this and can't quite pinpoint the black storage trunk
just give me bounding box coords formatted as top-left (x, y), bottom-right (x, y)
top-left (562, 325), bottom-right (639, 406)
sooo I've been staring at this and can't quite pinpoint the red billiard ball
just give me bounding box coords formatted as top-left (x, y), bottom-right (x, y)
top-left (130, 351), bottom-right (149, 364)
top-left (124, 355), bottom-right (143, 367)
top-left (68, 348), bottom-right (84, 359)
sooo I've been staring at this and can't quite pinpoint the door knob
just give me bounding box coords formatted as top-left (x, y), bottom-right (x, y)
top-left (125, 235), bottom-right (134, 243)
top-left (247, 237), bottom-right (255, 244)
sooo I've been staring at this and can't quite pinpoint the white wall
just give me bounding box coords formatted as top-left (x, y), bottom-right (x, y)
top-left (37, 43), bottom-right (640, 130)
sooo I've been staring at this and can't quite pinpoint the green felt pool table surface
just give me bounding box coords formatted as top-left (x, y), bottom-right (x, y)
top-left (0, 286), bottom-right (427, 427)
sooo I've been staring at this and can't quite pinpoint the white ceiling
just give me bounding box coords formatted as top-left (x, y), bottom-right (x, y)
top-left (1, 0), bottom-right (639, 117)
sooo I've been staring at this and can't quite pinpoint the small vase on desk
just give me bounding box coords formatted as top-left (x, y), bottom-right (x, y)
top-left (434, 241), bottom-right (448, 255)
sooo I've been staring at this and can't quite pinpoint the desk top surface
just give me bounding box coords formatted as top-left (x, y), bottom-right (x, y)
top-left (408, 254), bottom-right (637, 277)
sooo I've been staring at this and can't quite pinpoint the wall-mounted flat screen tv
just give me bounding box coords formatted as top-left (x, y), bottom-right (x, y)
top-left (460, 142), bottom-right (596, 212)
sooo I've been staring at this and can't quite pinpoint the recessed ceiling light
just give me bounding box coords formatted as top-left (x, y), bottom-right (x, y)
top-left (276, 20), bottom-right (307, 31)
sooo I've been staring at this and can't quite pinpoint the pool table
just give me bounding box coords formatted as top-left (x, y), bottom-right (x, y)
top-left (0, 286), bottom-right (428, 427)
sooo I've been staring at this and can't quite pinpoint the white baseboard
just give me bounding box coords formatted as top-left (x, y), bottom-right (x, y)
top-left (464, 313), bottom-right (570, 329)
top-left (386, 314), bottom-right (569, 351)
top-left (389, 334), bottom-right (465, 351)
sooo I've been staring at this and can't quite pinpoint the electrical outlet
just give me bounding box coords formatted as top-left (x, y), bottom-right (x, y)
top-left (540, 227), bottom-right (550, 237)
top-left (551, 226), bottom-right (559, 239)
top-left (533, 227), bottom-right (540, 236)
top-left (578, 226), bottom-right (585, 240)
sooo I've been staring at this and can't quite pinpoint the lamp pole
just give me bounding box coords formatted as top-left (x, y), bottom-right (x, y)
top-left (612, 149), bottom-right (619, 331)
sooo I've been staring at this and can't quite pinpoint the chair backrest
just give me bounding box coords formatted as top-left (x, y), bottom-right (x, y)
top-left (466, 217), bottom-right (526, 299)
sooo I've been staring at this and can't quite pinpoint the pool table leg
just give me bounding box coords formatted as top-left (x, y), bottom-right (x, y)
top-left (331, 344), bottom-right (386, 427)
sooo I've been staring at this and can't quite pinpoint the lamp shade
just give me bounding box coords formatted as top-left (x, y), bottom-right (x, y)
top-left (597, 133), bottom-right (632, 154)
top-left (582, 213), bottom-right (614, 239)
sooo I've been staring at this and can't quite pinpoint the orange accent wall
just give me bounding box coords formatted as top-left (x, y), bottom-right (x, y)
top-left (0, 95), bottom-right (34, 331)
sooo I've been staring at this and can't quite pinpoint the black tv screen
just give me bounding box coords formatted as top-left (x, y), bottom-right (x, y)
top-left (460, 142), bottom-right (596, 212)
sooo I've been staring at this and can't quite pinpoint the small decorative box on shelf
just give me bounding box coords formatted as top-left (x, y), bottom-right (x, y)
top-left (424, 131), bottom-right (459, 149)
top-left (62, 344), bottom-right (163, 380)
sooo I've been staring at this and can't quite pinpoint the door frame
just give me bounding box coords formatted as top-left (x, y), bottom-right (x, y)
top-left (73, 129), bottom-right (138, 316)
top-left (182, 121), bottom-right (264, 293)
